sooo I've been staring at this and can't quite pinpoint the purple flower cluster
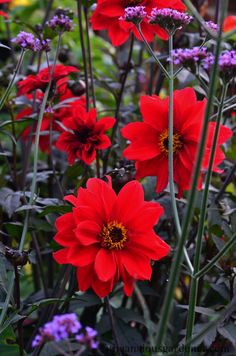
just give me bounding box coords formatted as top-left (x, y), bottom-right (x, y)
top-left (121, 6), bottom-right (147, 24)
top-left (169, 47), bottom-right (208, 68)
top-left (32, 313), bottom-right (98, 350)
top-left (203, 50), bottom-right (236, 72)
top-left (47, 14), bottom-right (75, 33)
top-left (204, 21), bottom-right (219, 33)
top-left (11, 32), bottom-right (50, 52)
top-left (32, 313), bottom-right (82, 347)
top-left (149, 8), bottom-right (193, 33)
top-left (76, 326), bottom-right (99, 349)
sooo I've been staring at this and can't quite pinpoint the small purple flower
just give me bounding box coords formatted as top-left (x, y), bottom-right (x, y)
top-left (47, 14), bottom-right (75, 33)
top-left (149, 8), bottom-right (193, 33)
top-left (76, 326), bottom-right (99, 349)
top-left (169, 47), bottom-right (208, 68)
top-left (32, 313), bottom-right (82, 347)
top-left (12, 32), bottom-right (38, 52)
top-left (202, 50), bottom-right (236, 82)
top-left (120, 6), bottom-right (147, 24)
top-left (204, 21), bottom-right (219, 33)
top-left (11, 31), bottom-right (51, 52)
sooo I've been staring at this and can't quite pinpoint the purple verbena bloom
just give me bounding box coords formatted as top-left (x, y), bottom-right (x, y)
top-left (204, 21), bottom-right (219, 33)
top-left (202, 52), bottom-right (214, 70)
top-left (120, 6), bottom-right (147, 24)
top-left (76, 326), bottom-right (99, 349)
top-left (11, 31), bottom-right (39, 51)
top-left (40, 39), bottom-right (51, 52)
top-left (169, 47), bottom-right (208, 68)
top-left (149, 8), bottom-right (193, 33)
top-left (47, 14), bottom-right (75, 33)
top-left (32, 313), bottom-right (82, 347)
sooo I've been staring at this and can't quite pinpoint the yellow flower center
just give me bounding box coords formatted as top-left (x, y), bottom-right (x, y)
top-left (159, 129), bottom-right (182, 154)
top-left (100, 221), bottom-right (128, 250)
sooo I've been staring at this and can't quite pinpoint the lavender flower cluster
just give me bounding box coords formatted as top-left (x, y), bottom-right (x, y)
top-left (32, 313), bottom-right (98, 350)
top-left (204, 20), bottom-right (219, 33)
top-left (203, 50), bottom-right (236, 81)
top-left (149, 8), bottom-right (193, 32)
top-left (169, 47), bottom-right (208, 68)
top-left (47, 13), bottom-right (75, 33)
top-left (122, 6), bottom-right (147, 24)
top-left (11, 32), bottom-right (50, 52)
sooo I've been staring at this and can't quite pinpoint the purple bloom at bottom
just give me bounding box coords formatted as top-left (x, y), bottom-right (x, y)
top-left (76, 326), bottom-right (99, 349)
top-left (121, 6), bottom-right (147, 24)
top-left (32, 313), bottom-right (82, 347)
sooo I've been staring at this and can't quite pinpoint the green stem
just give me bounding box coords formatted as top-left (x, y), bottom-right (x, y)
top-left (194, 232), bottom-right (236, 279)
top-left (0, 49), bottom-right (25, 111)
top-left (184, 83), bottom-right (228, 356)
top-left (155, 5), bottom-right (225, 348)
top-left (137, 24), bottom-right (170, 79)
top-left (168, 35), bottom-right (193, 274)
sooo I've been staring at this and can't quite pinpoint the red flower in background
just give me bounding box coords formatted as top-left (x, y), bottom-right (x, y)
top-left (17, 64), bottom-right (79, 95)
top-left (56, 105), bottom-right (115, 165)
top-left (0, 0), bottom-right (10, 18)
top-left (122, 88), bottom-right (232, 197)
top-left (91, 0), bottom-right (186, 46)
top-left (223, 16), bottom-right (236, 33)
top-left (53, 178), bottom-right (170, 297)
top-left (17, 76), bottom-right (86, 152)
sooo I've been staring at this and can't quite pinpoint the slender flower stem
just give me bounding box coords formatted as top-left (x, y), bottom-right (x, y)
top-left (184, 84), bottom-right (229, 355)
top-left (194, 232), bottom-right (236, 279)
top-left (77, 1), bottom-right (89, 111)
top-left (14, 266), bottom-right (24, 356)
top-left (103, 35), bottom-right (134, 174)
top-left (0, 49), bottom-right (25, 111)
top-left (155, 3), bottom-right (226, 348)
top-left (137, 24), bottom-right (170, 79)
top-left (105, 296), bottom-right (122, 356)
top-left (168, 34), bottom-right (193, 274)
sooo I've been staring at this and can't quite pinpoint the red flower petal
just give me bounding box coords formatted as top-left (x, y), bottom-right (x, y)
top-left (94, 249), bottom-right (116, 281)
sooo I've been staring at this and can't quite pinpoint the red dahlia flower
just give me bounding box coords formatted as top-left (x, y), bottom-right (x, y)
top-left (0, 0), bottom-right (10, 18)
top-left (91, 0), bottom-right (186, 46)
top-left (53, 178), bottom-right (170, 297)
top-left (121, 88), bottom-right (232, 197)
top-left (56, 105), bottom-right (115, 165)
top-left (223, 16), bottom-right (236, 33)
top-left (17, 64), bottom-right (79, 95)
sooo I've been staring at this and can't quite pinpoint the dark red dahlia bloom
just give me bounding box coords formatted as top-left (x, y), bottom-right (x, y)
top-left (53, 178), bottom-right (170, 297)
top-left (91, 0), bottom-right (186, 46)
top-left (0, 0), bottom-right (10, 18)
top-left (17, 86), bottom-right (86, 152)
top-left (121, 88), bottom-right (232, 197)
top-left (223, 16), bottom-right (236, 33)
top-left (17, 65), bottom-right (79, 95)
top-left (56, 105), bottom-right (115, 165)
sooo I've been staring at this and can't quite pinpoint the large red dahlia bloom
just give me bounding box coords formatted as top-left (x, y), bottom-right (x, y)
top-left (56, 105), bottom-right (115, 165)
top-left (121, 88), bottom-right (232, 196)
top-left (17, 65), bottom-right (79, 95)
top-left (53, 178), bottom-right (170, 297)
top-left (91, 0), bottom-right (186, 46)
